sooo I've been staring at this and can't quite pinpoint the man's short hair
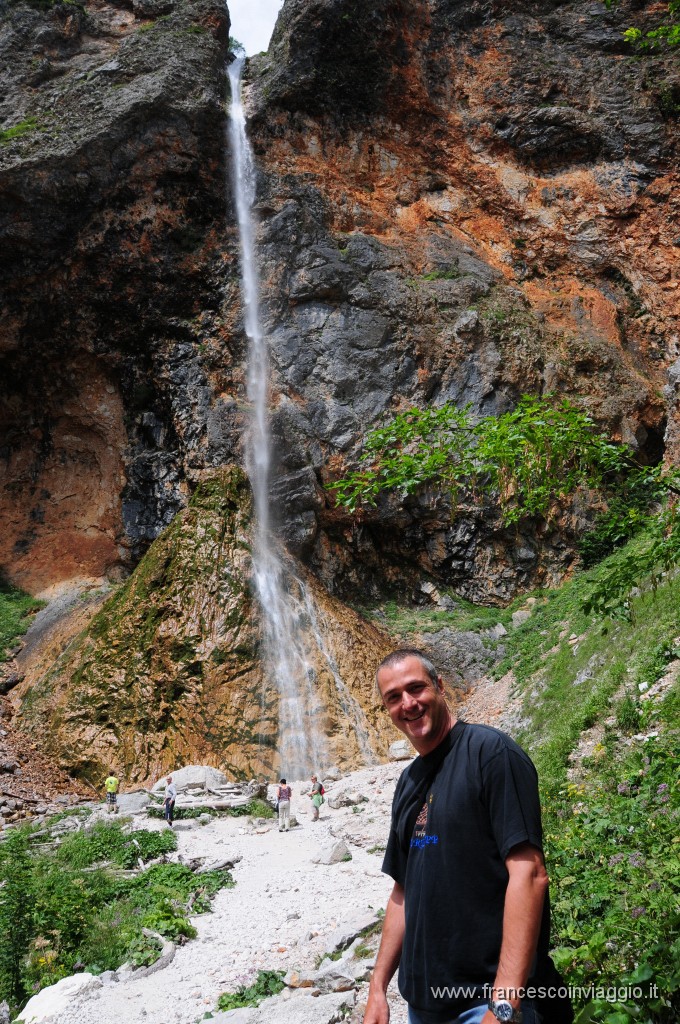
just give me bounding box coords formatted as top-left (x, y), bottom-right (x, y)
top-left (376, 648), bottom-right (440, 690)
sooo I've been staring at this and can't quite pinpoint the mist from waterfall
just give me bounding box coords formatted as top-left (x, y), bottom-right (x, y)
top-left (227, 58), bottom-right (330, 778)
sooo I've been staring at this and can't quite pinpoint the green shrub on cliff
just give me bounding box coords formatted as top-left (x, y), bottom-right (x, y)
top-left (328, 395), bottom-right (680, 616)
top-left (604, 0), bottom-right (680, 49)
top-left (327, 395), bottom-right (630, 520)
top-left (0, 117), bottom-right (40, 144)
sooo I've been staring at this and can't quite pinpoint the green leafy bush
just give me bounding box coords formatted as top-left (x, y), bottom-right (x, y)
top-left (126, 933), bottom-right (163, 967)
top-left (139, 899), bottom-right (196, 941)
top-left (55, 820), bottom-right (176, 869)
top-left (328, 395), bottom-right (629, 521)
top-left (216, 970), bottom-right (285, 1011)
top-left (604, 0), bottom-right (680, 50)
top-left (0, 825), bottom-right (232, 1013)
top-left (578, 471), bottom-right (666, 567)
top-left (329, 394), bottom-right (680, 614)
top-left (545, 729), bottom-right (679, 1023)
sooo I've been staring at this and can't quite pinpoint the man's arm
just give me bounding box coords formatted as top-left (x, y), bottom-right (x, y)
top-left (483, 842), bottom-right (549, 1022)
top-left (363, 882), bottom-right (405, 1024)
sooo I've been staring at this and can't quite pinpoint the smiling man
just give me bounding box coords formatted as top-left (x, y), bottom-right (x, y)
top-left (364, 649), bottom-right (573, 1024)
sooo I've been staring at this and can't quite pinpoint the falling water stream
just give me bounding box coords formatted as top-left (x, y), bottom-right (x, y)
top-left (227, 59), bottom-right (377, 777)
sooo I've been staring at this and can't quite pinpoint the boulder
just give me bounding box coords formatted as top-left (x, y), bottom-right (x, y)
top-left (116, 790), bottom-right (151, 813)
top-left (209, 1010), bottom-right (257, 1023)
top-left (312, 839), bottom-right (352, 864)
top-left (321, 912), bottom-right (381, 956)
top-left (388, 740), bottom-right (412, 761)
top-left (313, 960), bottom-right (356, 993)
top-left (327, 790), bottom-right (368, 809)
top-left (486, 623), bottom-right (508, 640)
top-left (253, 989), bottom-right (355, 1023)
top-left (511, 610), bottom-right (532, 629)
top-left (20, 972), bottom-right (102, 1023)
top-left (150, 765), bottom-right (230, 793)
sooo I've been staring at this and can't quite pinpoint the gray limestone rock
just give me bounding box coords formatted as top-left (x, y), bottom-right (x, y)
top-left (388, 740), bottom-right (412, 761)
top-left (511, 610), bottom-right (532, 629)
top-left (116, 791), bottom-right (151, 814)
top-left (326, 790), bottom-right (368, 810)
top-left (312, 839), bottom-right (352, 864)
top-left (150, 765), bottom-right (230, 793)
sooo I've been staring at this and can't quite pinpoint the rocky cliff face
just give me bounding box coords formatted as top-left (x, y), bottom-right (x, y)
top-left (13, 468), bottom-right (396, 783)
top-left (0, 0), bottom-right (233, 596)
top-left (247, 0), bottom-right (678, 601)
top-left (1, 0), bottom-right (678, 782)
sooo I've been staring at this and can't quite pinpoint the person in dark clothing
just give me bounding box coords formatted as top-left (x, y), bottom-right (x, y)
top-left (364, 649), bottom-right (572, 1024)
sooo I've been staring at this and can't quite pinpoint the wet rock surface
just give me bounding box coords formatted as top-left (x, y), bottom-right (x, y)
top-left (11, 469), bottom-right (395, 783)
top-left (1, 0), bottom-right (678, 784)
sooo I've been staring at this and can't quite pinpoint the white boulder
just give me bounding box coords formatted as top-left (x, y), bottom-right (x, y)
top-left (312, 839), bottom-right (352, 865)
top-left (388, 740), bottom-right (412, 760)
top-left (327, 789), bottom-right (368, 809)
top-left (116, 790), bottom-right (151, 813)
top-left (150, 765), bottom-right (229, 793)
top-left (20, 972), bottom-right (102, 1023)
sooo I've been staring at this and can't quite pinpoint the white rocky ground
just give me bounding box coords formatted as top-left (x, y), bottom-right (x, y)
top-left (19, 761), bottom-right (413, 1024)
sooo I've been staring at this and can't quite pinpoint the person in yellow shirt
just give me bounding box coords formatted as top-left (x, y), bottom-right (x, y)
top-left (104, 774), bottom-right (120, 814)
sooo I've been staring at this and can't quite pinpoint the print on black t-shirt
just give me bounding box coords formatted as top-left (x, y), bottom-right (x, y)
top-left (410, 794), bottom-right (439, 849)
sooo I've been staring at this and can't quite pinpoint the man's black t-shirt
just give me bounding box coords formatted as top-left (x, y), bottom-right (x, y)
top-left (382, 721), bottom-right (555, 1022)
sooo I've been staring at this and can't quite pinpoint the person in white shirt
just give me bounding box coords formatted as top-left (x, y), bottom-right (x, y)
top-left (163, 775), bottom-right (177, 826)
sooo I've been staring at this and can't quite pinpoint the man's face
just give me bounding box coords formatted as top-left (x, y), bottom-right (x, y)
top-left (377, 655), bottom-right (452, 755)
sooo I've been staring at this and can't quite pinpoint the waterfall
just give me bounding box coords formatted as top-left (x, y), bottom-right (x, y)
top-left (227, 58), bottom-right (328, 778)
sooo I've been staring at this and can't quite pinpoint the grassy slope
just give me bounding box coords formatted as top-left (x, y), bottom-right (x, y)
top-left (0, 581), bottom-right (43, 662)
top-left (361, 534), bottom-right (679, 1023)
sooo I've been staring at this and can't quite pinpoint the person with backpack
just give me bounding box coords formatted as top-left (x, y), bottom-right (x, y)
top-left (305, 774), bottom-right (324, 821)
top-left (277, 777), bottom-right (292, 831)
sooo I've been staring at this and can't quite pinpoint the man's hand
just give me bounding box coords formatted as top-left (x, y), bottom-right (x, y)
top-left (487, 842), bottom-right (548, 1024)
top-left (362, 883), bottom-right (405, 1024)
top-left (363, 988), bottom-right (390, 1024)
